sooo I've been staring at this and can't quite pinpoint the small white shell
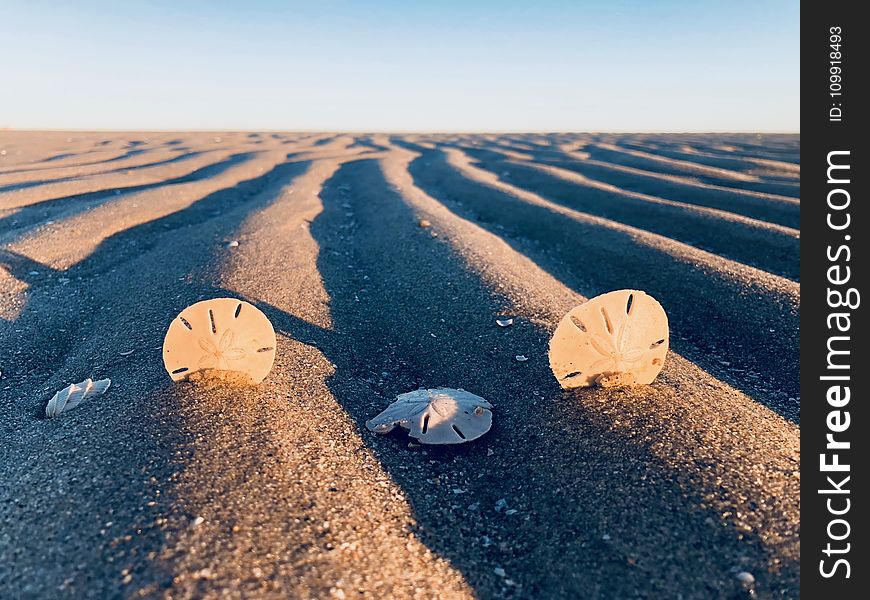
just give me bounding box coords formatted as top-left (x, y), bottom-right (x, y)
top-left (162, 298), bottom-right (276, 385)
top-left (549, 289), bottom-right (669, 388)
top-left (45, 378), bottom-right (111, 417)
top-left (366, 388), bottom-right (493, 445)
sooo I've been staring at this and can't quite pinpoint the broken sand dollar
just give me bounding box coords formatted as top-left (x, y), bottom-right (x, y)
top-left (366, 388), bottom-right (493, 445)
top-left (163, 298), bottom-right (276, 384)
top-left (549, 289), bottom-right (669, 389)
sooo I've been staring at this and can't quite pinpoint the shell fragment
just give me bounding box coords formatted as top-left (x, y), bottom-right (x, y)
top-left (45, 378), bottom-right (111, 417)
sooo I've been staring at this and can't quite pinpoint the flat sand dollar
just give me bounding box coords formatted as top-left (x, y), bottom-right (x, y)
top-left (366, 388), bottom-right (493, 445)
top-left (549, 289), bottom-right (669, 389)
top-left (163, 298), bottom-right (276, 385)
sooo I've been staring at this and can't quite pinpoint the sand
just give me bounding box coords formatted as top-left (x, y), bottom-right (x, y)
top-left (0, 131), bottom-right (799, 599)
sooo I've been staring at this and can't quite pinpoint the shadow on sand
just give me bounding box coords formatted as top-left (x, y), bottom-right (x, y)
top-left (249, 159), bottom-right (796, 598)
top-left (0, 157), bottom-right (313, 597)
top-left (0, 154), bottom-right (797, 598)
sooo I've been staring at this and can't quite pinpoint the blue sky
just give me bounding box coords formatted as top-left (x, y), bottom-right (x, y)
top-left (0, 1), bottom-right (799, 131)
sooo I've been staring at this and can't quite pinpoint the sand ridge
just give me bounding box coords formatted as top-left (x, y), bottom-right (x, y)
top-left (1, 131), bottom-right (799, 599)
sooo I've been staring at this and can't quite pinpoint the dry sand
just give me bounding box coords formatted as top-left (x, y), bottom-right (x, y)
top-left (0, 131), bottom-right (799, 599)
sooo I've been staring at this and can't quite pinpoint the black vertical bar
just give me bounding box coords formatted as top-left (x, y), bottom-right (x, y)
top-left (801, 2), bottom-right (867, 597)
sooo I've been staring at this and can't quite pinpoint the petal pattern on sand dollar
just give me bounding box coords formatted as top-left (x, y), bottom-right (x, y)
top-left (163, 298), bottom-right (276, 385)
top-left (549, 289), bottom-right (669, 389)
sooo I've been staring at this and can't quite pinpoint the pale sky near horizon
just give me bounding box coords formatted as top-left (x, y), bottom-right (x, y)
top-left (0, 0), bottom-right (799, 132)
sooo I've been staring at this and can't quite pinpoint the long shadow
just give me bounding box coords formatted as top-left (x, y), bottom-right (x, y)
top-left (7, 151), bottom-right (254, 210)
top-left (393, 141), bottom-right (799, 421)
top-left (466, 139), bottom-right (801, 228)
top-left (436, 144), bottom-right (799, 280)
top-left (0, 151), bottom-right (77, 172)
top-left (42, 152), bottom-right (78, 163)
top-left (0, 152), bottom-right (256, 240)
top-left (247, 158), bottom-right (797, 598)
top-left (0, 179), bottom-right (68, 194)
top-left (0, 150), bottom-right (206, 194)
top-left (84, 149), bottom-right (207, 177)
top-left (98, 148), bottom-right (149, 164)
top-left (0, 158), bottom-right (308, 389)
top-left (700, 139), bottom-right (800, 165)
top-left (0, 157), bottom-right (312, 598)
top-left (577, 134), bottom-right (802, 167)
top-left (347, 136), bottom-right (391, 152)
top-left (1, 148), bottom-right (151, 176)
top-left (618, 139), bottom-right (800, 177)
top-left (584, 145), bottom-right (800, 198)
top-left (0, 153), bottom-right (798, 597)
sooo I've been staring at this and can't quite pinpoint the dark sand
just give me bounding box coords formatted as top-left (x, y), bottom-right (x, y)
top-left (1, 132), bottom-right (799, 599)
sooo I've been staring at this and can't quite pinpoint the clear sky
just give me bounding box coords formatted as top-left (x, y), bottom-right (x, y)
top-left (0, 0), bottom-right (799, 132)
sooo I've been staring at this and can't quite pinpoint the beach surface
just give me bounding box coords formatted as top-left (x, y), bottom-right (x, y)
top-left (0, 132), bottom-right (799, 599)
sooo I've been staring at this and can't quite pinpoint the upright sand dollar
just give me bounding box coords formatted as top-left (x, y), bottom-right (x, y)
top-left (549, 289), bottom-right (669, 388)
top-left (163, 298), bottom-right (276, 384)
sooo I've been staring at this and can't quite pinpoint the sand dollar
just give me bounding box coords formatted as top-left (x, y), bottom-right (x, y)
top-left (549, 289), bottom-right (669, 389)
top-left (366, 388), bottom-right (493, 445)
top-left (163, 298), bottom-right (276, 385)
